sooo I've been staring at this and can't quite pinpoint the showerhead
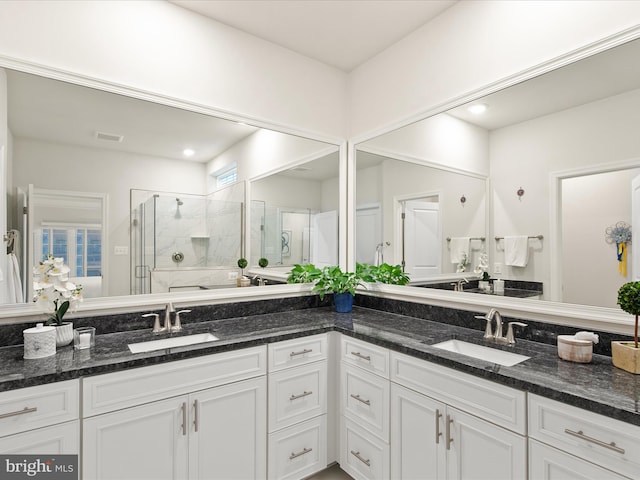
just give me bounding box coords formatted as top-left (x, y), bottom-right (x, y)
top-left (176, 198), bottom-right (183, 206)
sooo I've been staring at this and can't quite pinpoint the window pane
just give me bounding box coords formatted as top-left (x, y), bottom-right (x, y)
top-left (52, 229), bottom-right (68, 261)
top-left (87, 230), bottom-right (102, 277)
top-left (76, 230), bottom-right (85, 277)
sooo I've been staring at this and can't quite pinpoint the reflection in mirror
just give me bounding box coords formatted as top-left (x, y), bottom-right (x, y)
top-left (355, 37), bottom-right (640, 309)
top-left (250, 151), bottom-right (340, 269)
top-left (1, 67), bottom-right (338, 306)
top-left (355, 150), bottom-right (486, 279)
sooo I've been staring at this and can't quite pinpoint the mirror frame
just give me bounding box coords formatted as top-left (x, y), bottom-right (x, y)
top-left (0, 56), bottom-right (345, 321)
top-left (349, 26), bottom-right (640, 334)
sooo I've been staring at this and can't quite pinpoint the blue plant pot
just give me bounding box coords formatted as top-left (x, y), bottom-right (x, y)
top-left (334, 292), bottom-right (354, 313)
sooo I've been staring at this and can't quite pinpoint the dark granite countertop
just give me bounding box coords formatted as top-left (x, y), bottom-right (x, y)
top-left (1, 306), bottom-right (639, 428)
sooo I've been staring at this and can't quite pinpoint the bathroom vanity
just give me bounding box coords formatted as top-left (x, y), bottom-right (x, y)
top-left (0, 302), bottom-right (638, 479)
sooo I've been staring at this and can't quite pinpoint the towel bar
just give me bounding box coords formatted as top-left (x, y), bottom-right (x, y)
top-left (495, 235), bottom-right (543, 241)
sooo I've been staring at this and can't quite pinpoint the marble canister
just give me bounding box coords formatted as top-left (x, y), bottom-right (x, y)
top-left (23, 323), bottom-right (57, 359)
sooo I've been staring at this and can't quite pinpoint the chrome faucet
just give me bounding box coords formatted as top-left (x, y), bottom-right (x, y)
top-left (163, 302), bottom-right (175, 332)
top-left (475, 308), bottom-right (527, 345)
top-left (451, 278), bottom-right (469, 292)
top-left (253, 275), bottom-right (267, 286)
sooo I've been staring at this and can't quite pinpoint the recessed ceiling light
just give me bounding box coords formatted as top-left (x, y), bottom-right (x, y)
top-left (183, 149), bottom-right (195, 157)
top-left (467, 103), bottom-right (488, 115)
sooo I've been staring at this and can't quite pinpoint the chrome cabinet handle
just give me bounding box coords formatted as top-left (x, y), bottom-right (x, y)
top-left (350, 393), bottom-right (371, 406)
top-left (289, 447), bottom-right (313, 460)
top-left (193, 399), bottom-right (199, 433)
top-left (350, 351), bottom-right (371, 362)
top-left (445, 414), bottom-right (453, 450)
top-left (0, 406), bottom-right (37, 420)
top-left (290, 348), bottom-right (312, 357)
top-left (350, 450), bottom-right (370, 467)
top-left (435, 409), bottom-right (442, 444)
top-left (290, 391), bottom-right (313, 401)
top-left (181, 402), bottom-right (187, 436)
top-left (564, 428), bottom-right (625, 454)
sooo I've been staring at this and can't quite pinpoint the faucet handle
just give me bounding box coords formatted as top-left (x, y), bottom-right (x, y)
top-left (474, 315), bottom-right (493, 339)
top-left (172, 310), bottom-right (191, 333)
top-left (506, 322), bottom-right (528, 345)
top-left (143, 313), bottom-right (162, 334)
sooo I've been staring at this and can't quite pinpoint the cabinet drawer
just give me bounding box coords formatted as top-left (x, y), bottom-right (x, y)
top-left (390, 351), bottom-right (526, 434)
top-left (342, 364), bottom-right (389, 442)
top-left (269, 334), bottom-right (327, 372)
top-left (83, 345), bottom-right (266, 416)
top-left (0, 380), bottom-right (79, 437)
top-left (341, 418), bottom-right (389, 480)
top-left (0, 420), bottom-right (79, 454)
top-left (268, 415), bottom-right (327, 480)
top-left (529, 438), bottom-right (629, 480)
top-left (341, 336), bottom-right (389, 378)
top-left (269, 361), bottom-right (327, 432)
top-left (529, 394), bottom-right (640, 479)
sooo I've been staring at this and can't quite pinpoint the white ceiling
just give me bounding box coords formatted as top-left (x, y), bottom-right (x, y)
top-left (170, 0), bottom-right (457, 72)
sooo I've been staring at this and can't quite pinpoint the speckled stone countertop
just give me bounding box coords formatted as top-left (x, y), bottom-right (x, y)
top-left (1, 306), bottom-right (639, 428)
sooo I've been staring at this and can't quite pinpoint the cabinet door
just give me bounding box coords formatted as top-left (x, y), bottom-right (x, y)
top-left (390, 384), bottom-right (445, 480)
top-left (529, 439), bottom-right (628, 480)
top-left (189, 376), bottom-right (266, 480)
top-left (446, 407), bottom-right (526, 480)
top-left (83, 396), bottom-right (188, 480)
top-left (0, 421), bottom-right (79, 454)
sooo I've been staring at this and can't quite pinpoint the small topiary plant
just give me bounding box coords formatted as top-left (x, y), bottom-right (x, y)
top-left (617, 281), bottom-right (640, 348)
top-left (258, 257), bottom-right (269, 269)
top-left (237, 258), bottom-right (248, 277)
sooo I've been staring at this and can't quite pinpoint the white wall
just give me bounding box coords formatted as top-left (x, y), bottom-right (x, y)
top-left (0, 0), bottom-right (347, 140)
top-left (490, 88), bottom-right (640, 299)
top-left (361, 113), bottom-right (490, 176)
top-left (349, 1), bottom-right (640, 138)
top-left (12, 137), bottom-right (207, 297)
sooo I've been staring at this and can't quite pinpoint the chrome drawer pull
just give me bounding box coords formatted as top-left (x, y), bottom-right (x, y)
top-left (0, 406), bottom-right (37, 420)
top-left (289, 447), bottom-right (313, 460)
top-left (435, 409), bottom-right (442, 444)
top-left (290, 348), bottom-right (313, 357)
top-left (445, 414), bottom-right (453, 450)
top-left (350, 394), bottom-right (371, 406)
top-left (290, 391), bottom-right (313, 401)
top-left (193, 399), bottom-right (199, 433)
top-left (350, 351), bottom-right (371, 362)
top-left (181, 402), bottom-right (187, 436)
top-left (564, 428), bottom-right (625, 454)
top-left (350, 450), bottom-right (370, 467)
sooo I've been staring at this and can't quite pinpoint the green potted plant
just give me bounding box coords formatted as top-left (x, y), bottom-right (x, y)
top-left (614, 281), bottom-right (640, 374)
top-left (236, 258), bottom-right (250, 287)
top-left (258, 257), bottom-right (269, 269)
top-left (287, 264), bottom-right (363, 312)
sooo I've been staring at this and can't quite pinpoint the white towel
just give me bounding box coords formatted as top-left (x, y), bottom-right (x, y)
top-left (504, 236), bottom-right (529, 267)
top-left (449, 237), bottom-right (470, 264)
top-left (7, 252), bottom-right (24, 303)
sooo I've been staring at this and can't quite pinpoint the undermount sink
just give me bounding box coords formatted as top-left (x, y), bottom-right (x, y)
top-left (432, 339), bottom-right (530, 367)
top-left (128, 333), bottom-right (219, 354)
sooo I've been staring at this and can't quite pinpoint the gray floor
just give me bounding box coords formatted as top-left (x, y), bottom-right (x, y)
top-left (307, 464), bottom-right (353, 480)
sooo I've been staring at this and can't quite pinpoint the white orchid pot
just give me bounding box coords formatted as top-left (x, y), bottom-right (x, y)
top-left (55, 321), bottom-right (74, 347)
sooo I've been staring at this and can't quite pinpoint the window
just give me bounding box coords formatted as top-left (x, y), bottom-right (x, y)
top-left (37, 227), bottom-right (102, 277)
top-left (216, 166), bottom-right (238, 188)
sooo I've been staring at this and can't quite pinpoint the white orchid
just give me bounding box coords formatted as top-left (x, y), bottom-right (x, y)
top-left (33, 255), bottom-right (83, 325)
top-left (474, 252), bottom-right (490, 280)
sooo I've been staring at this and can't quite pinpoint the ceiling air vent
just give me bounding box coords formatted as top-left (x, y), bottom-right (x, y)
top-left (95, 131), bottom-right (124, 143)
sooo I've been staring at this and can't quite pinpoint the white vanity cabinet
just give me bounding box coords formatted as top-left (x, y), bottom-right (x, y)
top-left (82, 346), bottom-right (267, 480)
top-left (339, 337), bottom-right (391, 480)
top-left (529, 394), bottom-right (639, 480)
top-left (389, 351), bottom-right (527, 480)
top-left (267, 334), bottom-right (328, 480)
top-left (0, 380), bottom-right (79, 454)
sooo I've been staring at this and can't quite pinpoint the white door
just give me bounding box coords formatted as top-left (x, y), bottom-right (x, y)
top-left (189, 376), bottom-right (267, 480)
top-left (447, 406), bottom-right (526, 480)
top-left (403, 201), bottom-right (441, 277)
top-left (83, 396), bottom-right (189, 480)
top-left (312, 210), bottom-right (338, 268)
top-left (356, 204), bottom-right (382, 265)
top-left (632, 174), bottom-right (640, 280)
top-left (391, 383), bottom-right (445, 480)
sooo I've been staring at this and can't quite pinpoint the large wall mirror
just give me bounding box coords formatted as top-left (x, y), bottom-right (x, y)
top-left (0, 67), bottom-right (339, 309)
top-left (356, 36), bottom-right (640, 310)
